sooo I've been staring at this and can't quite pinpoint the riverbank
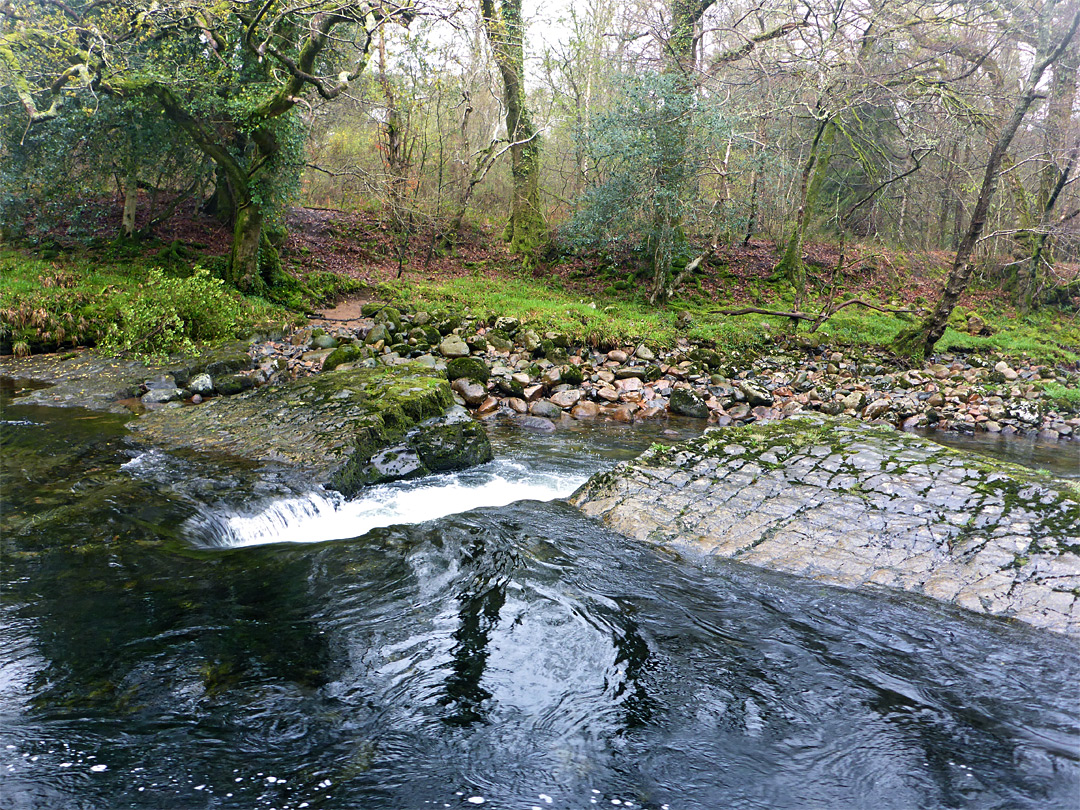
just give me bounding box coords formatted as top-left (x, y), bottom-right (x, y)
top-left (284, 301), bottom-right (1080, 442)
top-left (4, 298), bottom-right (1079, 448)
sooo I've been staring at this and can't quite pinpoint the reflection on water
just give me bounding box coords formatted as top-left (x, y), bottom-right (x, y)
top-left (920, 428), bottom-right (1080, 478)
top-left (1, 404), bottom-right (1078, 809)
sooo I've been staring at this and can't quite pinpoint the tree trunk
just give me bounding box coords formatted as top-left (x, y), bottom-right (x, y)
top-left (744, 116), bottom-right (768, 245)
top-left (1019, 39), bottom-right (1079, 310)
top-left (775, 116), bottom-right (835, 306)
top-left (203, 163), bottom-right (238, 226)
top-left (120, 126), bottom-right (138, 238)
top-left (121, 167), bottom-right (138, 238)
top-left (227, 203), bottom-right (265, 292)
top-left (894, 5), bottom-right (1080, 359)
top-left (647, 0), bottom-right (717, 305)
top-left (480, 0), bottom-right (547, 257)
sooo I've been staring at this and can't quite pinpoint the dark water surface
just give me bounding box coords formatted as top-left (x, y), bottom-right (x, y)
top-left (1, 402), bottom-right (1078, 810)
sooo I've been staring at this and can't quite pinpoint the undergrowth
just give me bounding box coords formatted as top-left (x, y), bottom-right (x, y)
top-left (0, 249), bottom-right (292, 357)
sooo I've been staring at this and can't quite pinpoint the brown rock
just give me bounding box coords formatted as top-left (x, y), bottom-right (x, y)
top-left (607, 404), bottom-right (636, 423)
top-left (476, 396), bottom-right (501, 415)
top-left (451, 377), bottom-right (488, 406)
top-left (597, 386), bottom-right (620, 402)
top-left (571, 401), bottom-right (601, 419)
top-left (506, 397), bottom-right (528, 413)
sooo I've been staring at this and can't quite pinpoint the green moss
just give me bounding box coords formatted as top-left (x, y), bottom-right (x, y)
top-left (323, 344), bottom-right (367, 372)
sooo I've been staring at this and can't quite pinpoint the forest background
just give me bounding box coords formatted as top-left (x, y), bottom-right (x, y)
top-left (2, 0), bottom-right (1079, 365)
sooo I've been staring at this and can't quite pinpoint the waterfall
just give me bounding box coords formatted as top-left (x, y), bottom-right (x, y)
top-left (184, 459), bottom-right (589, 548)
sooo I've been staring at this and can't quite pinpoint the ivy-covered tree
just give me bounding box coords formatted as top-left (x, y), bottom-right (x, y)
top-left (1, 0), bottom-right (414, 292)
top-left (564, 71), bottom-right (727, 299)
top-left (480, 0), bottom-right (546, 257)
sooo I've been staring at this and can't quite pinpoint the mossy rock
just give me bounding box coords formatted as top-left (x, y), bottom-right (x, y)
top-left (573, 416), bottom-right (1080, 636)
top-left (214, 373), bottom-right (256, 396)
top-left (446, 356), bottom-right (491, 384)
top-left (541, 341), bottom-right (570, 364)
top-left (437, 316), bottom-right (463, 336)
top-left (495, 378), bottom-right (525, 397)
top-left (376, 306), bottom-right (403, 333)
top-left (560, 365), bottom-right (584, 386)
top-left (365, 323), bottom-right (391, 345)
top-left (669, 387), bottom-right (710, 418)
top-left (409, 408), bottom-right (493, 473)
top-left (323, 344), bottom-right (367, 372)
top-left (689, 348), bottom-right (724, 370)
top-left (130, 363), bottom-right (493, 496)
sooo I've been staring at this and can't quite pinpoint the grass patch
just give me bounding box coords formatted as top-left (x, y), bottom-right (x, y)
top-left (1038, 380), bottom-right (1080, 413)
top-left (938, 308), bottom-right (1080, 364)
top-left (382, 271), bottom-right (1079, 368)
top-left (0, 248), bottom-right (294, 358)
top-left (381, 274), bottom-right (775, 359)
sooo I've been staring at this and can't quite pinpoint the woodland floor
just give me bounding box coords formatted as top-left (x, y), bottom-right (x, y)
top-left (22, 195), bottom-right (1080, 319)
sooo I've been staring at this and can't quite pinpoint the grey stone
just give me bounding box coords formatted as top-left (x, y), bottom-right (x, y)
top-left (571, 416), bottom-right (1080, 637)
top-left (451, 377), bottom-right (488, 406)
top-left (187, 373), bottom-right (214, 396)
top-left (364, 323), bottom-right (390, 346)
top-left (514, 414), bottom-right (556, 432)
top-left (737, 381), bottom-right (774, 407)
top-left (669, 387), bottom-right (710, 419)
top-left (142, 387), bottom-right (184, 404)
top-left (530, 399), bottom-right (564, 419)
top-left (439, 335), bottom-right (471, 358)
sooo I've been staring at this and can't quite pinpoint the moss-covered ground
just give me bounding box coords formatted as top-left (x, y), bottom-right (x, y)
top-left (3, 207), bottom-right (1079, 369)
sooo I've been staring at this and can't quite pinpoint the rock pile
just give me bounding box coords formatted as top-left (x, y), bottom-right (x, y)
top-left (19, 302), bottom-right (1069, 441)
top-left (254, 304), bottom-right (1079, 441)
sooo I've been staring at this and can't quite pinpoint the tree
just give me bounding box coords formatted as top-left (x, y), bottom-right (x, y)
top-left (1, 0), bottom-right (414, 292)
top-left (894, 0), bottom-right (1080, 359)
top-left (479, 0), bottom-right (547, 256)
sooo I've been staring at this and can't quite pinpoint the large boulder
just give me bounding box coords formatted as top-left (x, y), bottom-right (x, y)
top-left (571, 416), bottom-right (1080, 636)
top-left (129, 363), bottom-right (493, 495)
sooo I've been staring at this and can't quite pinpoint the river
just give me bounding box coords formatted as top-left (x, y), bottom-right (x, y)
top-left (1, 400), bottom-right (1078, 809)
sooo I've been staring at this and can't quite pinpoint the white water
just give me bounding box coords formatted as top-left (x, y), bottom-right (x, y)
top-left (184, 459), bottom-right (589, 548)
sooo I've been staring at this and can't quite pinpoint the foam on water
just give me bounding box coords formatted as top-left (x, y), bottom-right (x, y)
top-left (186, 459), bottom-right (588, 548)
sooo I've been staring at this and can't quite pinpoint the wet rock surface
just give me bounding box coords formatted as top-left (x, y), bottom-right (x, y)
top-left (129, 363), bottom-right (492, 495)
top-left (570, 416), bottom-right (1080, 636)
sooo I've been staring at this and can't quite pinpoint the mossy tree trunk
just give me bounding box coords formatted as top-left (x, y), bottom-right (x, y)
top-left (775, 114), bottom-right (835, 307)
top-left (1018, 40), bottom-right (1079, 311)
top-left (145, 84), bottom-right (280, 292)
top-left (120, 135), bottom-right (139, 239)
top-left (480, 0), bottom-right (547, 257)
top-left (647, 0), bottom-right (715, 305)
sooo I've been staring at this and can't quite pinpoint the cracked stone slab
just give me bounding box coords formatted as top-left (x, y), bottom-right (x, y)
top-left (570, 416), bottom-right (1080, 636)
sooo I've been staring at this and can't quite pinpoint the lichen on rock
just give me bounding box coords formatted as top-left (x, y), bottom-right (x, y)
top-left (570, 415), bottom-right (1080, 636)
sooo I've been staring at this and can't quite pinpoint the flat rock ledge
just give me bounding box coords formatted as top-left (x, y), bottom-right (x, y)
top-left (129, 363), bottom-right (492, 495)
top-left (569, 416), bottom-right (1080, 636)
